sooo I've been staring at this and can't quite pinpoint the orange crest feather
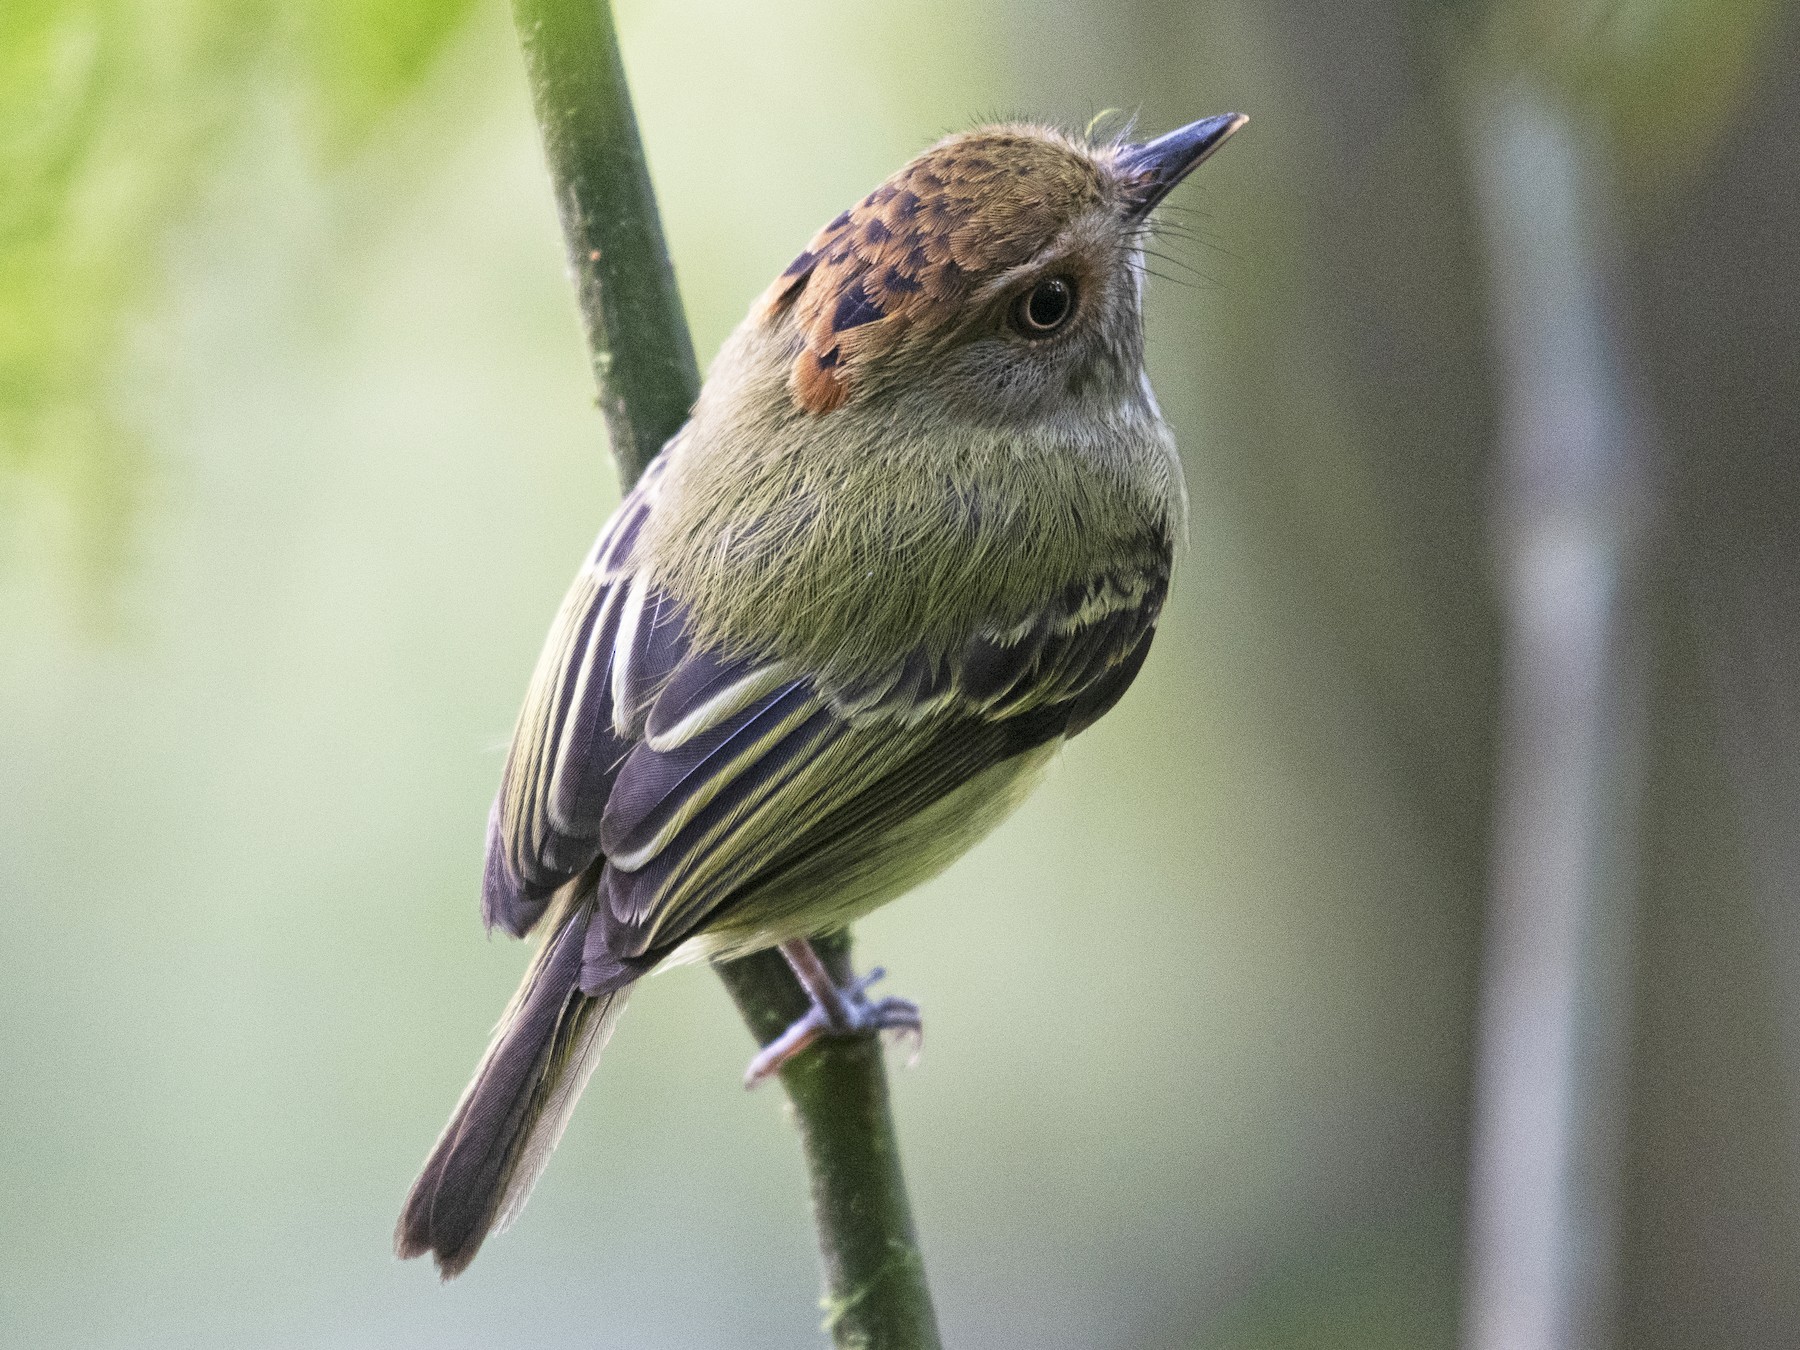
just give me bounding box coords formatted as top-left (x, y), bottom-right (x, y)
top-left (759, 127), bottom-right (1109, 414)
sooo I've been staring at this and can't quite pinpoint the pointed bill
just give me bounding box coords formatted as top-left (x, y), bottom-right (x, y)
top-left (1116, 113), bottom-right (1249, 219)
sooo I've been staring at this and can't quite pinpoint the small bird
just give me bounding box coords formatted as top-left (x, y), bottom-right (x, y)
top-left (397, 112), bottom-right (1247, 1278)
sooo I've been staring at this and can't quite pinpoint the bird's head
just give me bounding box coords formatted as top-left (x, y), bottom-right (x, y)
top-left (754, 114), bottom-right (1247, 426)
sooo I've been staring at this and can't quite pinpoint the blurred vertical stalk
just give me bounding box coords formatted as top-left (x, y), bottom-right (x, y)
top-left (1460, 84), bottom-right (1651, 1350)
top-left (510, 1), bottom-right (942, 1345)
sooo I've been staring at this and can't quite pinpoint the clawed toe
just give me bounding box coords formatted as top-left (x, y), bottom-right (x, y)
top-left (872, 997), bottom-right (925, 1066)
top-left (743, 1005), bottom-right (830, 1088)
top-left (742, 942), bottom-right (926, 1088)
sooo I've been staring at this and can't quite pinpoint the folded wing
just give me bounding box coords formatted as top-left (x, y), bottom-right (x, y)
top-left (483, 458), bottom-right (1168, 983)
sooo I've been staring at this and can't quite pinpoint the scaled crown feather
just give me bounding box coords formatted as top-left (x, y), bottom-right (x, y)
top-left (759, 125), bottom-right (1112, 414)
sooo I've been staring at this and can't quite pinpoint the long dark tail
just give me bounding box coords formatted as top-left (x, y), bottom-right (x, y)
top-left (396, 893), bottom-right (629, 1278)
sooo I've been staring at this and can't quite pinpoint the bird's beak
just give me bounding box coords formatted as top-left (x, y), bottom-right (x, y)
top-left (1115, 113), bottom-right (1249, 219)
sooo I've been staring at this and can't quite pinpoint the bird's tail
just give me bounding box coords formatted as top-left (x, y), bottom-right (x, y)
top-left (395, 891), bottom-right (628, 1278)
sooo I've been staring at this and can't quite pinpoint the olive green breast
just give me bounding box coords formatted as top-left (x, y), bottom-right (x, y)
top-left (637, 326), bottom-right (1181, 685)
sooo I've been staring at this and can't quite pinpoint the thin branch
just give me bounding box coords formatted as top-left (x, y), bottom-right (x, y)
top-left (717, 936), bottom-right (943, 1350)
top-left (513, 0), bottom-right (698, 481)
top-left (508, 1), bottom-right (943, 1345)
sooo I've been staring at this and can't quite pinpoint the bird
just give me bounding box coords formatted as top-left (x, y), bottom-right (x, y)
top-left (396, 111), bottom-right (1247, 1279)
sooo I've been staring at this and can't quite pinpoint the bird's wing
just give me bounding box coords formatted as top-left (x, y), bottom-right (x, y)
top-left (482, 456), bottom-right (672, 937)
top-left (482, 457), bottom-right (1168, 980)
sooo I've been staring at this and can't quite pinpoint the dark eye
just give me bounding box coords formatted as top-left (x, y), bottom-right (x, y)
top-left (1013, 276), bottom-right (1076, 336)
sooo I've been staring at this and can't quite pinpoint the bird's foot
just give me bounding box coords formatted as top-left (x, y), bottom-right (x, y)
top-left (744, 941), bottom-right (923, 1088)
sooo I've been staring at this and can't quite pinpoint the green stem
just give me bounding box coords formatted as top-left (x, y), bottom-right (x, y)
top-left (508, 1), bottom-right (942, 1345)
top-left (513, 0), bottom-right (699, 481)
top-left (717, 936), bottom-right (943, 1350)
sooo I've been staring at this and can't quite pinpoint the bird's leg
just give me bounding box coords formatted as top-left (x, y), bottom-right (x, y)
top-left (743, 939), bottom-right (923, 1088)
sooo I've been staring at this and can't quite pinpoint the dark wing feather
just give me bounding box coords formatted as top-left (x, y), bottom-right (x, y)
top-left (716, 708), bottom-right (1064, 919)
top-left (482, 461), bottom-right (667, 937)
top-left (684, 566), bottom-right (1167, 933)
top-left (600, 681), bottom-right (827, 883)
top-left (483, 446), bottom-right (1168, 971)
top-left (570, 554), bottom-right (1169, 984)
top-left (587, 698), bottom-right (842, 975)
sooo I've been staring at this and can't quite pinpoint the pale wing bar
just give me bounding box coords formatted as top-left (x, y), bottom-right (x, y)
top-left (482, 452), bottom-right (1166, 974)
top-left (483, 460), bottom-right (667, 937)
top-left (580, 555), bottom-right (1169, 981)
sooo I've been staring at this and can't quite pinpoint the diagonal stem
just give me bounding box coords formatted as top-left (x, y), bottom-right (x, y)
top-left (508, 0), bottom-right (942, 1345)
top-left (718, 936), bottom-right (941, 1349)
top-left (512, 0), bottom-right (697, 481)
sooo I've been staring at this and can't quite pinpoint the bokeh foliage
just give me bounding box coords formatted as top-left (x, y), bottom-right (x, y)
top-left (0, 0), bottom-right (476, 587)
top-left (1448, 0), bottom-right (1781, 185)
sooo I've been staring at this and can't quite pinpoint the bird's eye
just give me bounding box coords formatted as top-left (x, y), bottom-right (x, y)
top-left (1013, 276), bottom-right (1076, 336)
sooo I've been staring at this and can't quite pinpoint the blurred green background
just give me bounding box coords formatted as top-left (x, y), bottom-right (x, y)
top-left (5, 1), bottom-right (1799, 1347)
